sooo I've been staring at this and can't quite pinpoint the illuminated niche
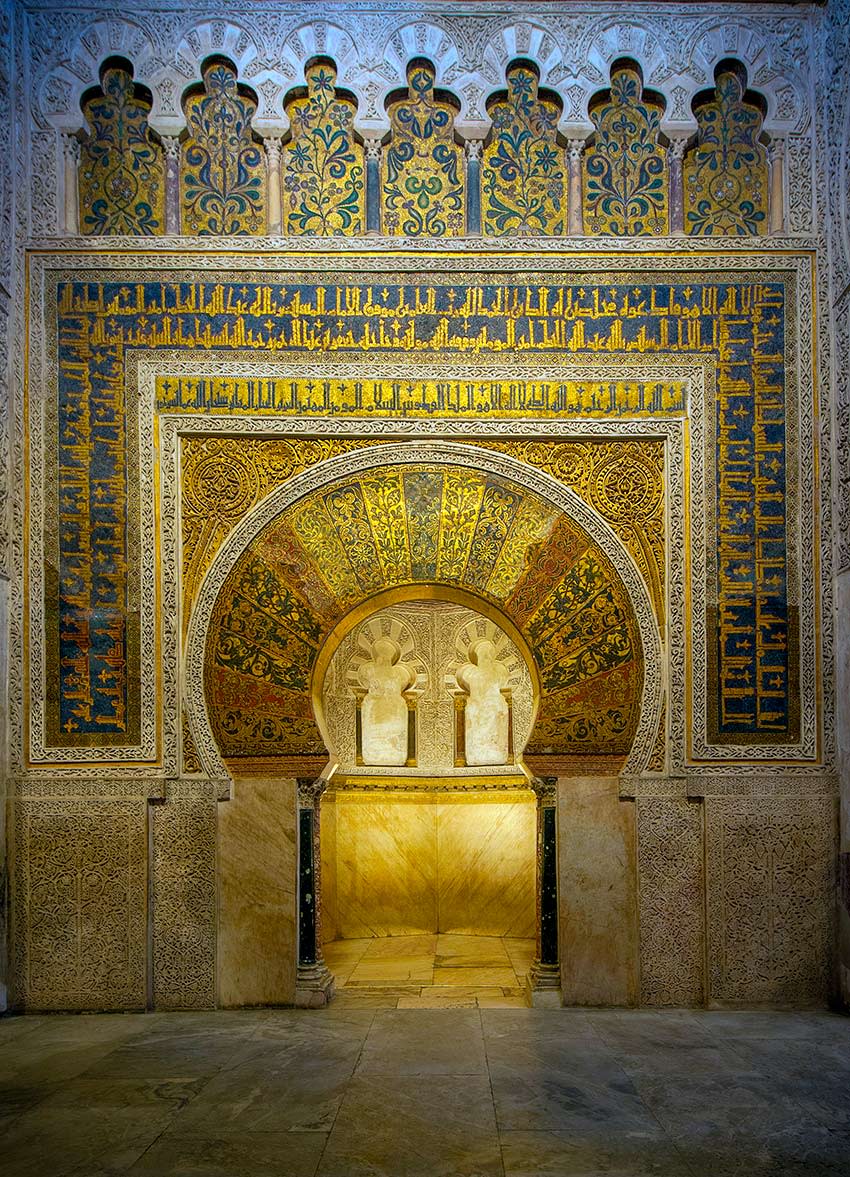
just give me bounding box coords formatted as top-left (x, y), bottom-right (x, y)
top-left (320, 599), bottom-right (535, 776)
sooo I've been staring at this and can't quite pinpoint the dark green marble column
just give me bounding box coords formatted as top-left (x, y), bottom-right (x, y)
top-left (295, 778), bottom-right (335, 1007)
top-left (529, 776), bottom-right (562, 1006)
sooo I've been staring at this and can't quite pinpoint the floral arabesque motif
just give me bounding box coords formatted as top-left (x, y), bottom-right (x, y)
top-left (282, 61), bottom-right (365, 236)
top-left (684, 70), bottom-right (768, 236)
top-left (181, 61), bottom-right (266, 235)
top-left (482, 64), bottom-right (566, 236)
top-left (79, 66), bottom-right (164, 235)
top-left (382, 62), bottom-right (465, 236)
top-left (583, 65), bottom-right (668, 235)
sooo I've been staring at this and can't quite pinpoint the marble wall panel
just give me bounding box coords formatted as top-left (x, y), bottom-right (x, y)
top-left (436, 792), bottom-right (536, 938)
top-left (558, 777), bottom-right (639, 1006)
top-left (637, 798), bottom-right (705, 1006)
top-left (706, 794), bottom-right (836, 1004)
top-left (12, 797), bottom-right (147, 1010)
top-left (217, 777), bottom-right (297, 1006)
top-left (151, 796), bottom-right (216, 1010)
top-left (326, 791), bottom-right (439, 938)
top-left (323, 790), bottom-right (536, 940)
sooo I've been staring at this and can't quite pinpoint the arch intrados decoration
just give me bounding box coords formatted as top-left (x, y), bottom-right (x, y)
top-left (184, 442), bottom-right (663, 780)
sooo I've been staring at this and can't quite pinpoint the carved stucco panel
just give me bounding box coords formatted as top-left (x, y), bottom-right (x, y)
top-left (151, 797), bottom-right (217, 1010)
top-left (12, 796), bottom-right (147, 1010)
top-left (637, 797), bottom-right (704, 1006)
top-left (705, 794), bottom-right (836, 1004)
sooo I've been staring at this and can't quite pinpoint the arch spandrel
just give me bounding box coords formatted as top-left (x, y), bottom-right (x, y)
top-left (195, 448), bottom-right (660, 778)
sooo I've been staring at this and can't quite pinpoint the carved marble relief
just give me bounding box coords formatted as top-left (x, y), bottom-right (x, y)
top-left (322, 600), bottom-right (532, 776)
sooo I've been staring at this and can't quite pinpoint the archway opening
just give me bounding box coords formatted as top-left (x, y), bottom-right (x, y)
top-left (317, 595), bottom-right (538, 1006)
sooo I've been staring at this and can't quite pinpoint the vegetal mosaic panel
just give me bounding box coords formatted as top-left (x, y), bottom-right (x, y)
top-left (79, 65), bottom-right (164, 235)
top-left (382, 62), bottom-right (464, 236)
top-left (482, 63), bottom-right (566, 237)
top-left (42, 263), bottom-right (801, 757)
top-left (181, 61), bottom-right (266, 235)
top-left (684, 69), bottom-right (768, 236)
top-left (205, 462), bottom-right (643, 763)
top-left (584, 65), bottom-right (668, 235)
top-left (282, 61), bottom-right (365, 236)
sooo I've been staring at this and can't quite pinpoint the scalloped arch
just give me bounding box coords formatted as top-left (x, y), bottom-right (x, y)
top-left (185, 443), bottom-right (662, 781)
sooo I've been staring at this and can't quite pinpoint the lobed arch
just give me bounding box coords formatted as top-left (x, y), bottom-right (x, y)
top-left (184, 443), bottom-right (663, 784)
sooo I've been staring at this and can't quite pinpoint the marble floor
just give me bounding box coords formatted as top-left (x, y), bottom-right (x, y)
top-left (322, 933), bottom-right (535, 1007)
top-left (1, 1008), bottom-right (849, 1176)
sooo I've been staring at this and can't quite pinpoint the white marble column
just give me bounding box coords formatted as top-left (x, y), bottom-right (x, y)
top-left (768, 136), bottom-right (786, 235)
top-left (567, 139), bottom-right (585, 236)
top-left (265, 138), bottom-right (282, 235)
top-left (61, 133), bottom-right (80, 236)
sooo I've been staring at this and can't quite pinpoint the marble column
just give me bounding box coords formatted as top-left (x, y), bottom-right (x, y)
top-left (566, 139), bottom-right (585, 236)
top-left (465, 137), bottom-right (483, 235)
top-left (161, 136), bottom-right (181, 236)
top-left (61, 133), bottom-right (80, 235)
top-left (364, 135), bottom-right (383, 236)
top-left (265, 138), bottom-right (282, 235)
top-left (528, 776), bottom-right (562, 1006)
top-left (768, 136), bottom-right (786, 235)
top-left (295, 778), bottom-right (335, 1007)
top-left (667, 135), bottom-right (690, 236)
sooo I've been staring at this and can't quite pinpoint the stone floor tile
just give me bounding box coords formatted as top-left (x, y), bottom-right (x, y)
top-left (0, 1106), bottom-right (173, 1177)
top-left (318, 1072), bottom-right (501, 1177)
top-left (169, 1059), bottom-right (356, 1134)
top-left (356, 1008), bottom-right (487, 1075)
top-left (481, 1007), bottom-right (603, 1043)
top-left (396, 994), bottom-right (477, 1008)
top-left (359, 935), bottom-right (438, 958)
top-left (477, 995), bottom-right (530, 1008)
top-left (489, 1059), bottom-right (658, 1133)
top-left (129, 1130), bottom-right (327, 1176)
top-left (347, 958), bottom-right (434, 984)
top-left (499, 1127), bottom-right (694, 1176)
top-left (432, 966), bottom-right (518, 987)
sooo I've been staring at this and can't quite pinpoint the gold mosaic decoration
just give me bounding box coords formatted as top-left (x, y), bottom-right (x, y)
top-left (382, 61), bottom-right (465, 236)
top-left (79, 65), bottom-right (165, 235)
top-left (180, 60), bottom-right (266, 235)
top-left (482, 62), bottom-right (567, 236)
top-left (282, 60), bottom-right (365, 235)
top-left (583, 63), bottom-right (668, 235)
top-left (203, 461), bottom-right (644, 764)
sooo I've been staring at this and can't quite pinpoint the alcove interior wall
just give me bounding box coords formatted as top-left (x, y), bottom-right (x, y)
top-left (321, 789), bottom-right (536, 941)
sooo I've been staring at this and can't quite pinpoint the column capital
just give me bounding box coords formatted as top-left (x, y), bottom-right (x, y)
top-left (363, 134), bottom-right (383, 161)
top-left (61, 132), bottom-right (80, 163)
top-left (297, 777), bottom-right (329, 806)
top-left (531, 776), bottom-right (558, 804)
top-left (666, 133), bottom-right (690, 161)
top-left (464, 136), bottom-right (484, 161)
top-left (567, 138), bottom-right (586, 162)
top-left (767, 134), bottom-right (786, 163)
top-left (161, 135), bottom-right (181, 162)
top-left (264, 137), bottom-right (282, 166)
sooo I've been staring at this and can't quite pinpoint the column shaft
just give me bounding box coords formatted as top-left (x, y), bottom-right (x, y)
top-left (567, 140), bottom-right (584, 236)
top-left (668, 136), bottom-right (689, 236)
top-left (265, 139), bottom-right (282, 235)
top-left (465, 139), bottom-right (483, 235)
top-left (529, 777), bottom-right (562, 1006)
top-left (162, 137), bottom-right (181, 236)
top-left (295, 779), bottom-right (335, 1007)
top-left (364, 137), bottom-right (382, 235)
top-left (769, 138), bottom-right (786, 235)
top-left (62, 134), bottom-right (80, 235)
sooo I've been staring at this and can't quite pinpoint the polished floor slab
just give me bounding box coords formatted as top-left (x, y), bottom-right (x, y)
top-left (323, 932), bottom-right (535, 1008)
top-left (1, 1008), bottom-right (849, 1175)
